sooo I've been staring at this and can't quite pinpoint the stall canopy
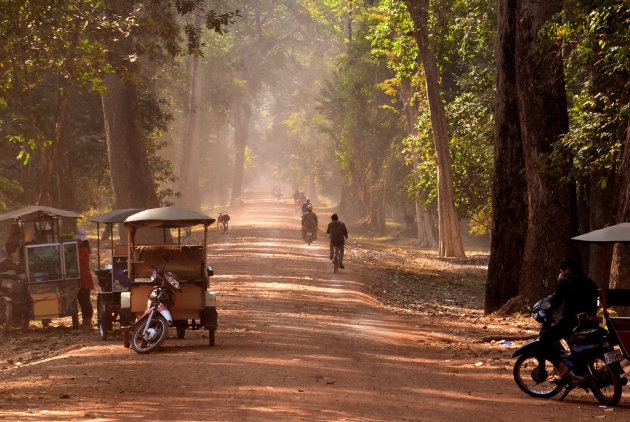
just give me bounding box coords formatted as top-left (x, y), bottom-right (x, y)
top-left (124, 207), bottom-right (216, 228)
top-left (572, 223), bottom-right (630, 244)
top-left (0, 205), bottom-right (80, 223)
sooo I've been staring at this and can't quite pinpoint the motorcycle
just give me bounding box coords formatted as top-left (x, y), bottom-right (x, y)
top-left (130, 262), bottom-right (181, 354)
top-left (512, 299), bottom-right (626, 406)
top-left (0, 273), bottom-right (29, 331)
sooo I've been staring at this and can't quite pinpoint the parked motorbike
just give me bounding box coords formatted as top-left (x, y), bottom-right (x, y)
top-left (513, 300), bottom-right (626, 406)
top-left (0, 273), bottom-right (30, 332)
top-left (131, 262), bottom-right (181, 354)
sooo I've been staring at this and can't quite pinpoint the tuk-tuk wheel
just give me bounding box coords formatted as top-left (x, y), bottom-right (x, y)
top-left (123, 329), bottom-right (130, 348)
top-left (209, 330), bottom-right (215, 346)
top-left (176, 326), bottom-right (186, 339)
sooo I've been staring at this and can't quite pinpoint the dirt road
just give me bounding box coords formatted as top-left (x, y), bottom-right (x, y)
top-left (1, 192), bottom-right (629, 420)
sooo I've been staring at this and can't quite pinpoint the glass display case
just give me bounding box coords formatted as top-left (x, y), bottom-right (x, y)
top-left (25, 242), bottom-right (80, 282)
top-left (63, 241), bottom-right (79, 279)
top-left (26, 243), bottom-right (62, 282)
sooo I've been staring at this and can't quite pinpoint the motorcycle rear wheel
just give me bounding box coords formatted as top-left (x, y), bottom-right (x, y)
top-left (588, 355), bottom-right (622, 406)
top-left (513, 355), bottom-right (563, 398)
top-left (131, 315), bottom-right (168, 354)
top-left (0, 297), bottom-right (12, 332)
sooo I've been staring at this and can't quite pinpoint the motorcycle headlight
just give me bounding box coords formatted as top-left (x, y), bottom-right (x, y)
top-left (166, 273), bottom-right (180, 289)
top-left (149, 290), bottom-right (159, 302)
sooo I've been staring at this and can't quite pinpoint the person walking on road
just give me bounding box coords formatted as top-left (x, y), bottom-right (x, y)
top-left (326, 214), bottom-right (348, 269)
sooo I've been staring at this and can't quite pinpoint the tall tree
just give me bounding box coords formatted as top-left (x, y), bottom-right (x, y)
top-left (0, 1), bottom-right (112, 206)
top-left (403, 0), bottom-right (465, 257)
top-left (487, 0), bottom-right (575, 311)
top-left (485, 0), bottom-right (527, 312)
top-left (515, 0), bottom-right (575, 301)
top-left (178, 16), bottom-right (203, 210)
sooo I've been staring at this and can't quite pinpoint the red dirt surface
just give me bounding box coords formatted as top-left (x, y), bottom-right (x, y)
top-left (1, 191), bottom-right (629, 420)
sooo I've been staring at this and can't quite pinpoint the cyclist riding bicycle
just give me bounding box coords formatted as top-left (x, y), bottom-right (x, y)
top-left (326, 213), bottom-right (348, 269)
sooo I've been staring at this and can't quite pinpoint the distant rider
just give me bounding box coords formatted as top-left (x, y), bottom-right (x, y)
top-left (326, 214), bottom-right (348, 269)
top-left (301, 198), bottom-right (311, 214)
top-left (301, 203), bottom-right (318, 241)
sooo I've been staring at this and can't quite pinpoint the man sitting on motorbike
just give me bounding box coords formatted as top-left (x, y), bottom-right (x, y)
top-left (301, 198), bottom-right (312, 214)
top-left (541, 258), bottom-right (598, 382)
top-left (301, 203), bottom-right (318, 241)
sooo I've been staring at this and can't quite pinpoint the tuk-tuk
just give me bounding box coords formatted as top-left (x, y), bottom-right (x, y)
top-left (118, 207), bottom-right (217, 348)
top-left (0, 206), bottom-right (82, 331)
top-left (88, 208), bottom-right (143, 340)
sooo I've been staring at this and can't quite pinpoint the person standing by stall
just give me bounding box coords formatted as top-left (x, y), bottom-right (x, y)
top-left (74, 229), bottom-right (94, 329)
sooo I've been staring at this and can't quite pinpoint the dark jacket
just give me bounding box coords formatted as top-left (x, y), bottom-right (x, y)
top-left (551, 272), bottom-right (598, 323)
top-left (302, 211), bottom-right (318, 230)
top-left (327, 221), bottom-right (348, 246)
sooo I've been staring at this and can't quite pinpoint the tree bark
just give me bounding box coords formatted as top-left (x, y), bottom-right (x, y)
top-left (515, 0), bottom-right (575, 300)
top-left (485, 0), bottom-right (528, 313)
top-left (404, 0), bottom-right (465, 258)
top-left (36, 78), bottom-right (71, 206)
top-left (400, 77), bottom-right (437, 247)
top-left (101, 72), bottom-right (160, 209)
top-left (179, 42), bottom-right (202, 210)
top-left (230, 101), bottom-right (251, 205)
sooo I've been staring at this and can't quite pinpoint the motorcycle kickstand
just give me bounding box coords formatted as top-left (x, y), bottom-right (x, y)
top-left (558, 382), bottom-right (578, 401)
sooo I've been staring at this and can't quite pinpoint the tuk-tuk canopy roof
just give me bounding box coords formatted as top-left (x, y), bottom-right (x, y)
top-left (572, 223), bottom-right (630, 244)
top-left (0, 205), bottom-right (80, 223)
top-left (89, 208), bottom-right (143, 224)
top-left (124, 207), bottom-right (215, 228)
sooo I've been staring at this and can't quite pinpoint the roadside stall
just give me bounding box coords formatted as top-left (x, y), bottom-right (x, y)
top-left (88, 208), bottom-right (142, 340)
top-left (118, 207), bottom-right (217, 349)
top-left (0, 206), bottom-right (81, 331)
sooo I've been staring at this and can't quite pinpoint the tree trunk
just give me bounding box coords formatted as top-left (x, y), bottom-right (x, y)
top-left (179, 40), bottom-right (202, 210)
top-left (231, 101), bottom-right (251, 205)
top-left (400, 77), bottom-right (437, 247)
top-left (610, 116), bottom-right (630, 289)
top-left (405, 0), bottom-right (465, 258)
top-left (36, 78), bottom-right (71, 206)
top-left (485, 0), bottom-right (528, 313)
top-left (515, 0), bottom-right (575, 301)
top-left (101, 73), bottom-right (160, 209)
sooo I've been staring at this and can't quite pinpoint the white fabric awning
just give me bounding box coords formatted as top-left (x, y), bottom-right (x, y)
top-left (572, 223), bottom-right (630, 244)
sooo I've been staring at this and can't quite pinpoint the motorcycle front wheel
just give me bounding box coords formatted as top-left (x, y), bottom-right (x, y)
top-left (513, 355), bottom-right (564, 398)
top-left (0, 297), bottom-right (12, 332)
top-left (588, 355), bottom-right (622, 406)
top-left (131, 315), bottom-right (168, 354)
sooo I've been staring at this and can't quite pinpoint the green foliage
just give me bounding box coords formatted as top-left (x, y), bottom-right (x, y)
top-left (542, 1), bottom-right (630, 187)
top-left (318, 12), bottom-right (403, 220)
top-left (369, 0), bottom-right (495, 233)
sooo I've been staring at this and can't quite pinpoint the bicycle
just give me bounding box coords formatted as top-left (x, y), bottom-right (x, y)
top-left (332, 246), bottom-right (341, 273)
